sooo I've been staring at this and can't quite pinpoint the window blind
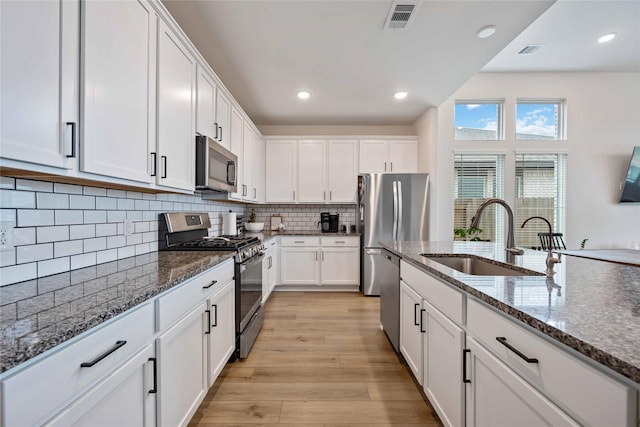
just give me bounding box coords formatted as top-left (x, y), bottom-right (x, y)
top-left (453, 154), bottom-right (505, 244)
top-left (515, 153), bottom-right (567, 249)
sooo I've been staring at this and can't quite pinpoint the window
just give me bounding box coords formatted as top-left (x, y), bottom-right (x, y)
top-left (515, 153), bottom-right (567, 249)
top-left (455, 100), bottom-right (504, 140)
top-left (516, 99), bottom-right (565, 140)
top-left (454, 154), bottom-right (505, 243)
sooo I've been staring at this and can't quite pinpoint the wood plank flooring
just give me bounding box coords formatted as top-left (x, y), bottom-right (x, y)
top-left (189, 291), bottom-right (443, 426)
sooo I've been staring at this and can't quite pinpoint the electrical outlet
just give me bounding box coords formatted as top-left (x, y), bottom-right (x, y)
top-left (124, 219), bottom-right (134, 237)
top-left (0, 221), bottom-right (15, 249)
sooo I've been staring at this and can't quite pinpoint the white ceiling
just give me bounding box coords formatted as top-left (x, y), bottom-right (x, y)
top-left (162, 0), bottom-right (638, 127)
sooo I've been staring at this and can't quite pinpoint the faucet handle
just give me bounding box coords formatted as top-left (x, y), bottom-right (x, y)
top-left (506, 247), bottom-right (524, 256)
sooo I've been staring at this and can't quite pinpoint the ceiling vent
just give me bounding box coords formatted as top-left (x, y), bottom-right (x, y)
top-left (518, 44), bottom-right (545, 55)
top-left (384, 1), bottom-right (420, 30)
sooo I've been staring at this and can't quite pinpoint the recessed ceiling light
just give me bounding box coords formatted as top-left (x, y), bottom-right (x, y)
top-left (394, 91), bottom-right (408, 100)
top-left (297, 91), bottom-right (311, 100)
top-left (598, 32), bottom-right (616, 43)
top-left (476, 25), bottom-right (497, 39)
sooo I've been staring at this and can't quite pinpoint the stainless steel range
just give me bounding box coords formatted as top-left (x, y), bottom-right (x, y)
top-left (160, 212), bottom-right (265, 359)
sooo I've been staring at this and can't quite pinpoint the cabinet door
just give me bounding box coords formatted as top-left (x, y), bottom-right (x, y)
top-left (298, 140), bottom-right (326, 203)
top-left (253, 132), bottom-right (266, 203)
top-left (262, 249), bottom-right (271, 303)
top-left (243, 122), bottom-right (254, 201)
top-left (268, 246), bottom-right (279, 293)
top-left (157, 302), bottom-right (207, 427)
top-left (465, 337), bottom-right (579, 427)
top-left (280, 248), bottom-right (320, 285)
top-left (157, 21), bottom-right (195, 192)
top-left (82, 0), bottom-right (155, 183)
top-left (1, 0), bottom-right (78, 169)
top-left (45, 344), bottom-right (156, 427)
top-left (229, 107), bottom-right (244, 200)
top-left (388, 140), bottom-right (418, 173)
top-left (207, 280), bottom-right (235, 387)
top-left (359, 140), bottom-right (388, 173)
top-left (400, 281), bottom-right (424, 384)
top-left (216, 90), bottom-right (231, 149)
top-left (320, 247), bottom-right (359, 286)
top-left (423, 303), bottom-right (465, 427)
top-left (327, 140), bottom-right (357, 203)
top-left (266, 140), bottom-right (297, 203)
top-left (196, 67), bottom-right (216, 139)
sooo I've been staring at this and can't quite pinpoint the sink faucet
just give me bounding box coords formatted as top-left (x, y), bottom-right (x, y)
top-left (470, 199), bottom-right (524, 264)
top-left (521, 216), bottom-right (562, 277)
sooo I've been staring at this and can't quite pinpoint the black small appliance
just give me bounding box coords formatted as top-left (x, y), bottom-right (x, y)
top-left (320, 212), bottom-right (339, 233)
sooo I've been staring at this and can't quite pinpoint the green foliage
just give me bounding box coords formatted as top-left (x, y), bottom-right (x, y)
top-left (580, 238), bottom-right (589, 249)
top-left (249, 208), bottom-right (256, 222)
top-left (454, 226), bottom-right (484, 241)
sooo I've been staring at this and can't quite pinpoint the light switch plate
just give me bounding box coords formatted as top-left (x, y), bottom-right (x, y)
top-left (124, 219), bottom-right (134, 237)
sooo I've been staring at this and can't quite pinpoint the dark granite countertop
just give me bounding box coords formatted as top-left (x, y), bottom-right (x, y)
top-left (380, 241), bottom-right (640, 385)
top-left (0, 251), bottom-right (235, 374)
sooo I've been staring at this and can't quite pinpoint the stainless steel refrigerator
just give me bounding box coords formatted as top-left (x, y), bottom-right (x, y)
top-left (358, 173), bottom-right (429, 296)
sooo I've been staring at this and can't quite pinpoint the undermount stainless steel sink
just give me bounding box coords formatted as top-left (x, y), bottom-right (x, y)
top-left (420, 254), bottom-right (543, 276)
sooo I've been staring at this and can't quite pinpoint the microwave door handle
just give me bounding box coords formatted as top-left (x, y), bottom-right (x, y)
top-left (228, 161), bottom-right (236, 185)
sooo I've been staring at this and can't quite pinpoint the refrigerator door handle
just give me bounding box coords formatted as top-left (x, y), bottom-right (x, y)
top-left (392, 180), bottom-right (398, 240)
top-left (397, 180), bottom-right (403, 240)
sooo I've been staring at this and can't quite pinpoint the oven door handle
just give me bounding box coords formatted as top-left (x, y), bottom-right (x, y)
top-left (241, 252), bottom-right (265, 267)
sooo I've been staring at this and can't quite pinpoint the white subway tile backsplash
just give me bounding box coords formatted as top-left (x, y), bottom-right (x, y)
top-left (95, 223), bottom-right (117, 237)
top-left (37, 257), bottom-right (69, 277)
top-left (127, 211), bottom-right (143, 221)
top-left (107, 189), bottom-right (126, 198)
top-left (83, 186), bottom-right (107, 196)
top-left (37, 193), bottom-right (69, 209)
top-left (96, 249), bottom-right (118, 264)
top-left (16, 179), bottom-right (52, 192)
top-left (16, 243), bottom-right (53, 263)
top-left (117, 198), bottom-right (135, 210)
top-left (149, 201), bottom-right (163, 210)
top-left (54, 240), bottom-right (84, 257)
top-left (0, 209), bottom-right (16, 223)
top-left (0, 263), bottom-right (37, 286)
top-left (71, 253), bottom-right (96, 270)
top-left (54, 183), bottom-right (83, 194)
top-left (69, 224), bottom-right (95, 240)
top-left (107, 211), bottom-right (126, 223)
top-left (142, 231), bottom-right (156, 243)
top-left (107, 235), bottom-right (126, 249)
top-left (126, 191), bottom-right (143, 199)
top-left (95, 197), bottom-right (117, 210)
top-left (37, 226), bottom-right (69, 243)
top-left (54, 210), bottom-right (84, 225)
top-left (84, 210), bottom-right (107, 224)
top-left (135, 243), bottom-right (150, 255)
top-left (142, 211), bottom-right (157, 221)
top-left (134, 200), bottom-right (150, 210)
top-left (117, 246), bottom-right (135, 259)
top-left (1, 248), bottom-right (16, 267)
top-left (13, 228), bottom-right (36, 246)
top-left (1, 190), bottom-right (36, 208)
top-left (19, 210), bottom-right (54, 227)
top-left (126, 234), bottom-right (142, 246)
top-left (0, 177), bottom-right (15, 189)
top-left (69, 195), bottom-right (95, 209)
top-left (84, 237), bottom-right (107, 253)
top-left (134, 221), bottom-right (150, 233)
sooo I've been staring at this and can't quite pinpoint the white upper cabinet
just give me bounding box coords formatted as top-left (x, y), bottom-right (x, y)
top-left (229, 107), bottom-right (245, 200)
top-left (196, 67), bottom-right (216, 140)
top-left (297, 140), bottom-right (326, 203)
top-left (81, 0), bottom-right (155, 183)
top-left (0, 0), bottom-right (79, 169)
top-left (215, 91), bottom-right (231, 150)
top-left (359, 139), bottom-right (417, 173)
top-left (253, 133), bottom-right (266, 203)
top-left (266, 140), bottom-right (297, 203)
top-left (243, 122), bottom-right (254, 201)
top-left (157, 20), bottom-right (196, 192)
top-left (327, 140), bottom-right (357, 203)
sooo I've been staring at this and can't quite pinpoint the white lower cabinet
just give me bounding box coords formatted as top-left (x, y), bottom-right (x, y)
top-left (399, 281), bottom-right (424, 384)
top-left (45, 343), bottom-right (157, 427)
top-left (206, 279), bottom-right (236, 388)
top-left (263, 238), bottom-right (279, 303)
top-left (279, 236), bottom-right (359, 288)
top-left (465, 336), bottom-right (578, 427)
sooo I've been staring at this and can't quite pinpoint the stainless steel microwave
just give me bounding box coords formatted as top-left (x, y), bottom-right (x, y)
top-left (195, 135), bottom-right (237, 192)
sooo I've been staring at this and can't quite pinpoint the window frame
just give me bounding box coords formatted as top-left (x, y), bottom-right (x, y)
top-left (515, 98), bottom-right (567, 141)
top-left (454, 99), bottom-right (505, 141)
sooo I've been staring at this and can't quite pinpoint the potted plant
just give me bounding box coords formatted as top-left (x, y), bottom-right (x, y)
top-left (453, 226), bottom-right (484, 241)
top-left (245, 208), bottom-right (264, 232)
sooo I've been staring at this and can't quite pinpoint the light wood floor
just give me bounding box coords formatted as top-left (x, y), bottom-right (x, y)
top-left (189, 291), bottom-right (443, 426)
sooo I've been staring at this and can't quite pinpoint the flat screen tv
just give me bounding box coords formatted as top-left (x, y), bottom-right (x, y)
top-left (620, 146), bottom-right (640, 203)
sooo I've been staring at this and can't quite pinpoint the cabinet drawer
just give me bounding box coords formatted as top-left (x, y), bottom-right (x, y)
top-left (467, 298), bottom-right (636, 427)
top-left (280, 236), bottom-right (320, 247)
top-left (2, 303), bottom-right (155, 427)
top-left (320, 236), bottom-right (359, 247)
top-left (156, 259), bottom-right (234, 331)
top-left (400, 261), bottom-right (463, 325)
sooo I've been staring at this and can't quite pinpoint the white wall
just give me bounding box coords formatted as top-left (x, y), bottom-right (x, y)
top-left (416, 72), bottom-right (640, 249)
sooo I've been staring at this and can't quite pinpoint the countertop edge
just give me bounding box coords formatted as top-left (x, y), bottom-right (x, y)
top-left (381, 244), bottom-right (640, 385)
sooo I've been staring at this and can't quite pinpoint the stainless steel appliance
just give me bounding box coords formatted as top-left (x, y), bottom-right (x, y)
top-left (379, 249), bottom-right (401, 352)
top-left (195, 135), bottom-right (238, 193)
top-left (320, 212), bottom-right (339, 233)
top-left (159, 212), bottom-right (265, 359)
top-left (357, 173), bottom-right (429, 295)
